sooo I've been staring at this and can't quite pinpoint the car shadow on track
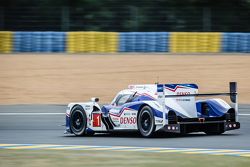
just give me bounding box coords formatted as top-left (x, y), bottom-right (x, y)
top-left (64, 131), bottom-right (240, 139)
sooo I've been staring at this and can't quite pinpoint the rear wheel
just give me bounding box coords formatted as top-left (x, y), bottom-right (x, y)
top-left (138, 106), bottom-right (155, 137)
top-left (70, 105), bottom-right (87, 136)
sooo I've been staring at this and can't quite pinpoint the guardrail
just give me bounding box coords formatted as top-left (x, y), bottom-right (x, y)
top-left (0, 31), bottom-right (249, 53)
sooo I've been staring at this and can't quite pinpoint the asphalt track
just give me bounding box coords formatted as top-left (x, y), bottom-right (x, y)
top-left (0, 104), bottom-right (249, 150)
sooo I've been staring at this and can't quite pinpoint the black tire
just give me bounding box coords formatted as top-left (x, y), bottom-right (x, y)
top-left (137, 106), bottom-right (156, 137)
top-left (70, 105), bottom-right (87, 136)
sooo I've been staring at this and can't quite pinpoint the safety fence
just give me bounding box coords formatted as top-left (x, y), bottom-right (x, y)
top-left (0, 31), bottom-right (250, 53)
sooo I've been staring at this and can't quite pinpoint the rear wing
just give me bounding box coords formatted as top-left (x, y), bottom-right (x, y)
top-left (157, 82), bottom-right (238, 125)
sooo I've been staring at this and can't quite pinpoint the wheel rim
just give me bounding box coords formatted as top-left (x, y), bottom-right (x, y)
top-left (72, 110), bottom-right (85, 132)
top-left (140, 110), bottom-right (152, 132)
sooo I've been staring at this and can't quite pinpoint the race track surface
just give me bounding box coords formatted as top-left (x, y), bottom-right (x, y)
top-left (0, 104), bottom-right (249, 150)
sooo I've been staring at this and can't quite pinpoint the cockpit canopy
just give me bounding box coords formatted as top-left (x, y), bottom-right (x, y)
top-left (111, 89), bottom-right (156, 106)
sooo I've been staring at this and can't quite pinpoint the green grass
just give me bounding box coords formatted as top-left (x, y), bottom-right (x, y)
top-left (0, 149), bottom-right (249, 167)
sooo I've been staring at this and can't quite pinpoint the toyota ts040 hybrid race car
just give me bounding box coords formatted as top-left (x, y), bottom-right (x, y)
top-left (65, 82), bottom-right (240, 137)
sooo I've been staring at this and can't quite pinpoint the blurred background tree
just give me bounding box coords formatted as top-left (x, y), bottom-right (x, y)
top-left (0, 0), bottom-right (249, 31)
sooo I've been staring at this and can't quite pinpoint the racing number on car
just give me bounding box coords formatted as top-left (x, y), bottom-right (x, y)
top-left (93, 113), bottom-right (101, 127)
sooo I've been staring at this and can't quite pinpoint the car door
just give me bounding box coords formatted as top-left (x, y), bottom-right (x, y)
top-left (109, 94), bottom-right (137, 129)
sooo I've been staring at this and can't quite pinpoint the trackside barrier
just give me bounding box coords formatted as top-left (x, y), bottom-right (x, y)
top-left (170, 32), bottom-right (222, 53)
top-left (119, 32), bottom-right (169, 52)
top-left (0, 31), bottom-right (250, 53)
top-left (67, 32), bottom-right (119, 53)
top-left (0, 31), bottom-right (13, 53)
top-left (222, 33), bottom-right (250, 53)
top-left (14, 32), bottom-right (66, 52)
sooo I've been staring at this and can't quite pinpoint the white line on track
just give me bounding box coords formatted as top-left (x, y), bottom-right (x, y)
top-left (0, 113), bottom-right (65, 115)
top-left (238, 114), bottom-right (250, 116)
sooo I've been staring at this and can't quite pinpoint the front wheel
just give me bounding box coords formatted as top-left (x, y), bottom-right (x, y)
top-left (137, 106), bottom-right (155, 137)
top-left (70, 105), bottom-right (87, 136)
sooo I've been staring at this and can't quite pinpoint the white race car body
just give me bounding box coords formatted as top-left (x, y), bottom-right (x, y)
top-left (65, 83), bottom-right (240, 137)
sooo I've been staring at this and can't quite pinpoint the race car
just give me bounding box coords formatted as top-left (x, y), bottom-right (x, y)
top-left (64, 82), bottom-right (240, 137)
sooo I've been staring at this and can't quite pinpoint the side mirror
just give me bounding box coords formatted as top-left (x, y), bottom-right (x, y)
top-left (91, 97), bottom-right (99, 102)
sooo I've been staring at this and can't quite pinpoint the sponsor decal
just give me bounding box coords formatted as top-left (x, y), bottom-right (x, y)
top-left (177, 92), bottom-right (190, 95)
top-left (176, 99), bottom-right (190, 101)
top-left (85, 105), bottom-right (91, 110)
top-left (155, 119), bottom-right (163, 123)
top-left (112, 117), bottom-right (119, 121)
top-left (110, 116), bottom-right (120, 126)
top-left (175, 92), bottom-right (191, 101)
top-left (120, 117), bottom-right (137, 124)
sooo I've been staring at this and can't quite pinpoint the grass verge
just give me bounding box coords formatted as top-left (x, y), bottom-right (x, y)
top-left (0, 149), bottom-right (250, 167)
